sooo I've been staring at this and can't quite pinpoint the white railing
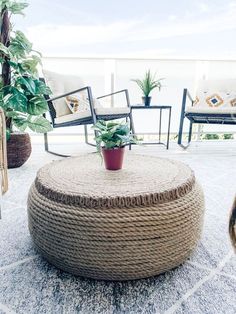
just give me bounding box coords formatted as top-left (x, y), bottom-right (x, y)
top-left (42, 56), bottom-right (236, 136)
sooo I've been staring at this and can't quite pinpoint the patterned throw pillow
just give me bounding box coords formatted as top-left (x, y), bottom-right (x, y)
top-left (65, 95), bottom-right (80, 113)
top-left (230, 98), bottom-right (236, 107)
top-left (65, 94), bottom-right (101, 114)
top-left (193, 91), bottom-right (236, 109)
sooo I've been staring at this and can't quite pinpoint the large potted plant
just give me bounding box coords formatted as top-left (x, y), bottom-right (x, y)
top-left (132, 70), bottom-right (163, 106)
top-left (93, 120), bottom-right (134, 170)
top-left (0, 1), bottom-right (52, 168)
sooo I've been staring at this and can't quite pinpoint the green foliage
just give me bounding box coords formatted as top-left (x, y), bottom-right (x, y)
top-left (131, 70), bottom-right (164, 97)
top-left (202, 133), bottom-right (220, 140)
top-left (92, 120), bottom-right (135, 150)
top-left (0, 1), bottom-right (52, 134)
top-left (13, 115), bottom-right (51, 132)
top-left (6, 127), bottom-right (10, 140)
top-left (0, 1), bottom-right (28, 15)
top-left (222, 133), bottom-right (234, 140)
top-left (7, 1), bottom-right (28, 15)
top-left (202, 133), bottom-right (234, 140)
top-left (9, 31), bottom-right (33, 57)
top-left (0, 43), bottom-right (10, 56)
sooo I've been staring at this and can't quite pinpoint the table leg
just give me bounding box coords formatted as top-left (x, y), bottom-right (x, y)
top-left (166, 107), bottom-right (172, 149)
top-left (129, 109), bottom-right (135, 150)
top-left (159, 109), bottom-right (162, 143)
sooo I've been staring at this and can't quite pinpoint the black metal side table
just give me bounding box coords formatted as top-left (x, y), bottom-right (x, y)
top-left (130, 105), bottom-right (172, 149)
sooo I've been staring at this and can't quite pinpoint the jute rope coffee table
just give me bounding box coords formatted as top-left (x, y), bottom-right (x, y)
top-left (28, 154), bottom-right (204, 281)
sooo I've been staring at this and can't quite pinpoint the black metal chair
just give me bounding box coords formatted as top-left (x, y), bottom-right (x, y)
top-left (43, 83), bottom-right (135, 157)
top-left (178, 81), bottom-right (236, 148)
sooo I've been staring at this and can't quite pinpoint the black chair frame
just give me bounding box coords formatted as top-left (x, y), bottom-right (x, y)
top-left (43, 84), bottom-right (135, 157)
top-left (178, 88), bottom-right (236, 148)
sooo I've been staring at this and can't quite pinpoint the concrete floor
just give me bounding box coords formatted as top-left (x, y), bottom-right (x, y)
top-left (0, 139), bottom-right (236, 314)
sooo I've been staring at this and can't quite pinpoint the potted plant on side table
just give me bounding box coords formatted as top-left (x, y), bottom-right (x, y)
top-left (0, 1), bottom-right (52, 168)
top-left (132, 70), bottom-right (163, 106)
top-left (93, 120), bottom-right (135, 170)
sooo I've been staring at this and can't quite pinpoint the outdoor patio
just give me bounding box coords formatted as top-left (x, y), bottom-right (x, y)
top-left (1, 0), bottom-right (236, 313)
top-left (0, 139), bottom-right (235, 314)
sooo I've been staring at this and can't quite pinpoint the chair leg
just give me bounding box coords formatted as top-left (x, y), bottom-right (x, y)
top-left (43, 132), bottom-right (70, 157)
top-left (178, 88), bottom-right (189, 148)
top-left (178, 115), bottom-right (184, 145)
top-left (129, 112), bottom-right (136, 150)
top-left (84, 125), bottom-right (89, 144)
top-left (178, 116), bottom-right (192, 149)
top-left (129, 112), bottom-right (135, 135)
top-left (44, 133), bottom-right (48, 152)
top-left (84, 124), bottom-right (96, 146)
top-left (188, 122), bottom-right (193, 143)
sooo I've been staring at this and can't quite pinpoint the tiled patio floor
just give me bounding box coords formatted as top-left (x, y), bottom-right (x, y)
top-left (0, 139), bottom-right (235, 314)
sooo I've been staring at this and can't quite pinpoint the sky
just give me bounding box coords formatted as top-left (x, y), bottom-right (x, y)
top-left (12, 0), bottom-right (236, 59)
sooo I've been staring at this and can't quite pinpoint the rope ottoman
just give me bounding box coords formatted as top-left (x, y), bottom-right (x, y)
top-left (27, 154), bottom-right (204, 281)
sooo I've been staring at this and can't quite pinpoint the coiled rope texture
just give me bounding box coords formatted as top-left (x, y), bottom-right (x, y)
top-left (27, 154), bottom-right (204, 280)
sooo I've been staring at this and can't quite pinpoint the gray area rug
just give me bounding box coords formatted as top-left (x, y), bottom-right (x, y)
top-left (0, 142), bottom-right (235, 314)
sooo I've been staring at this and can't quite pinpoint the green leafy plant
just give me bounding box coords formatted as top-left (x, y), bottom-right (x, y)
top-left (202, 133), bottom-right (220, 140)
top-left (0, 0), bottom-right (52, 135)
top-left (92, 120), bottom-right (135, 150)
top-left (222, 133), bottom-right (234, 140)
top-left (131, 70), bottom-right (163, 97)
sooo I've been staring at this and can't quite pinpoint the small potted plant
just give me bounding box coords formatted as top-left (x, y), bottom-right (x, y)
top-left (93, 120), bottom-right (134, 170)
top-left (132, 70), bottom-right (163, 106)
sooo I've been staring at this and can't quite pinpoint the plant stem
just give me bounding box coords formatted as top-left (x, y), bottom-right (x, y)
top-left (1, 7), bottom-right (11, 85)
top-left (1, 6), bottom-right (12, 130)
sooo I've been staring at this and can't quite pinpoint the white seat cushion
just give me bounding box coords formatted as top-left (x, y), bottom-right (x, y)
top-left (55, 110), bottom-right (91, 124)
top-left (55, 107), bottom-right (130, 125)
top-left (186, 106), bottom-right (236, 115)
top-left (95, 107), bottom-right (130, 116)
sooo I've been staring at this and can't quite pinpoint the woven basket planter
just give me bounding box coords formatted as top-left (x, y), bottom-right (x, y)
top-left (7, 132), bottom-right (32, 168)
top-left (229, 197), bottom-right (236, 251)
top-left (28, 154), bottom-right (205, 281)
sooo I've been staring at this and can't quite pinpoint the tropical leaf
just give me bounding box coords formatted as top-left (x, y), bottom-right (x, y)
top-left (0, 43), bottom-right (10, 57)
top-left (93, 120), bottom-right (135, 149)
top-left (16, 76), bottom-right (36, 94)
top-left (5, 110), bottom-right (21, 118)
top-left (8, 60), bottom-right (20, 70)
top-left (0, 2), bottom-right (52, 134)
top-left (27, 95), bottom-right (48, 115)
top-left (0, 0), bottom-right (10, 11)
top-left (12, 116), bottom-right (28, 131)
top-left (26, 116), bottom-right (52, 133)
top-left (21, 56), bottom-right (41, 75)
top-left (3, 86), bottom-right (28, 112)
top-left (7, 1), bottom-right (28, 15)
top-left (9, 31), bottom-right (32, 58)
top-left (34, 79), bottom-right (51, 95)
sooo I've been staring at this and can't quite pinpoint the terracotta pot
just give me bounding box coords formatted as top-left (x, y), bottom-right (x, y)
top-left (102, 146), bottom-right (125, 170)
top-left (7, 132), bottom-right (32, 168)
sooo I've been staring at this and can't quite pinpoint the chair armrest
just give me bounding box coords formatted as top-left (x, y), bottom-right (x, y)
top-left (182, 88), bottom-right (194, 113)
top-left (186, 89), bottom-right (194, 104)
top-left (46, 86), bottom-right (97, 124)
top-left (47, 86), bottom-right (92, 102)
top-left (97, 89), bottom-right (130, 107)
